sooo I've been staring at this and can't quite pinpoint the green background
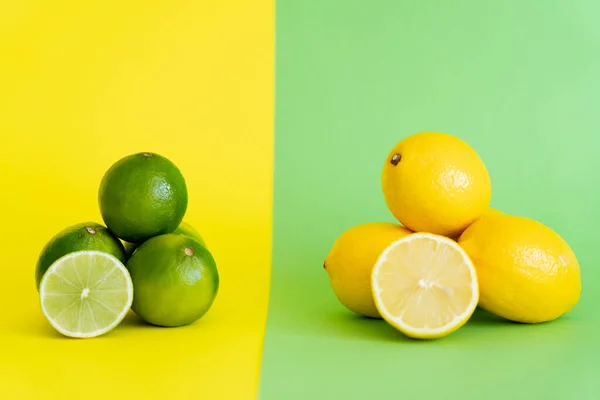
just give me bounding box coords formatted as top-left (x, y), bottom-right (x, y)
top-left (261, 1), bottom-right (600, 399)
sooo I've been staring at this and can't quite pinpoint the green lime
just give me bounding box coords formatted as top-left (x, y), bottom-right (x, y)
top-left (98, 152), bottom-right (188, 243)
top-left (40, 250), bottom-right (133, 338)
top-left (174, 221), bottom-right (206, 247)
top-left (123, 221), bottom-right (206, 258)
top-left (36, 222), bottom-right (126, 290)
top-left (126, 233), bottom-right (219, 327)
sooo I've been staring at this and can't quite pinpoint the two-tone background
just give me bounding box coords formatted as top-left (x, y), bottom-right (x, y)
top-left (1, 1), bottom-right (599, 399)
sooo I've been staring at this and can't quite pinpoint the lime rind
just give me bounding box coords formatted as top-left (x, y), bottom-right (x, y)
top-left (40, 250), bottom-right (133, 338)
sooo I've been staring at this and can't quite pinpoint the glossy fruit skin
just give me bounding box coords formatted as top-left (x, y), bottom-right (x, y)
top-left (35, 222), bottom-right (126, 290)
top-left (452, 207), bottom-right (503, 241)
top-left (324, 222), bottom-right (412, 318)
top-left (123, 221), bottom-right (206, 258)
top-left (126, 233), bottom-right (219, 327)
top-left (459, 215), bottom-right (581, 323)
top-left (98, 152), bottom-right (188, 243)
top-left (381, 132), bottom-right (492, 238)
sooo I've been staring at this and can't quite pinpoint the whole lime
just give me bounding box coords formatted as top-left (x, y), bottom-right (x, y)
top-left (126, 233), bottom-right (219, 327)
top-left (123, 221), bottom-right (206, 258)
top-left (98, 152), bottom-right (188, 243)
top-left (35, 222), bottom-right (126, 290)
top-left (174, 221), bottom-right (206, 247)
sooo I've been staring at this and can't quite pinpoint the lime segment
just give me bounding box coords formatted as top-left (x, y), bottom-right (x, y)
top-left (40, 250), bottom-right (133, 338)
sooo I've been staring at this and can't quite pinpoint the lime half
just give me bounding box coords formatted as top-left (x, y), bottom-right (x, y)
top-left (40, 250), bottom-right (133, 338)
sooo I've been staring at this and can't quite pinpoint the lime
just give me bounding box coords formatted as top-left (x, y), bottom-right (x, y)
top-left (174, 221), bottom-right (206, 247)
top-left (123, 221), bottom-right (206, 258)
top-left (39, 250), bottom-right (133, 338)
top-left (98, 152), bottom-right (188, 243)
top-left (126, 233), bottom-right (219, 327)
top-left (36, 222), bottom-right (126, 290)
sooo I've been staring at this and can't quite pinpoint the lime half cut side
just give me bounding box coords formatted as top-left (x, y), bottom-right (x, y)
top-left (40, 250), bottom-right (133, 338)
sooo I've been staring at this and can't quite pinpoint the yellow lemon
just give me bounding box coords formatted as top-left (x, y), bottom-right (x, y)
top-left (324, 222), bottom-right (412, 318)
top-left (459, 215), bottom-right (581, 323)
top-left (483, 207), bottom-right (503, 217)
top-left (372, 233), bottom-right (478, 339)
top-left (381, 132), bottom-right (492, 238)
top-left (453, 207), bottom-right (504, 241)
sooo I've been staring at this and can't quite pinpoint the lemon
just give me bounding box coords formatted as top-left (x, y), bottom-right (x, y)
top-left (372, 233), bottom-right (479, 339)
top-left (453, 207), bottom-right (504, 241)
top-left (39, 250), bottom-right (133, 338)
top-left (98, 152), bottom-right (188, 243)
top-left (126, 233), bottom-right (219, 327)
top-left (324, 222), bottom-right (412, 318)
top-left (36, 222), bottom-right (127, 290)
top-left (381, 132), bottom-right (492, 237)
top-left (123, 221), bottom-right (206, 258)
top-left (458, 215), bottom-right (581, 323)
top-left (483, 207), bottom-right (503, 217)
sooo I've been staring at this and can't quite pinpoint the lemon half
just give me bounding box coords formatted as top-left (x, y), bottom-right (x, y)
top-left (372, 233), bottom-right (478, 339)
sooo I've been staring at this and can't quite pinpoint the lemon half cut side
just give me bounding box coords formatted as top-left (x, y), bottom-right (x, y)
top-left (372, 233), bottom-right (479, 339)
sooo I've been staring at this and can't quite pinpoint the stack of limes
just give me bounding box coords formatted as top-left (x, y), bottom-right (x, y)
top-left (325, 132), bottom-right (581, 339)
top-left (36, 152), bottom-right (219, 338)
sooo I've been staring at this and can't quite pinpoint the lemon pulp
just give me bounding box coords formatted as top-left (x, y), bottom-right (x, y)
top-left (372, 233), bottom-right (478, 339)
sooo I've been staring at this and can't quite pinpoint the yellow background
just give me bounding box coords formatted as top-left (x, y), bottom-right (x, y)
top-left (0, 1), bottom-right (273, 399)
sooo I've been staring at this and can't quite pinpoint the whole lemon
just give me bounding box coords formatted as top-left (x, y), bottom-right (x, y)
top-left (381, 132), bottom-right (492, 237)
top-left (324, 222), bottom-right (412, 318)
top-left (453, 207), bottom-right (503, 241)
top-left (458, 215), bottom-right (581, 323)
top-left (483, 207), bottom-right (503, 217)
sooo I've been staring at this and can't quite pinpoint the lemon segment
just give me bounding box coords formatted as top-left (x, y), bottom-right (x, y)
top-left (371, 233), bottom-right (478, 339)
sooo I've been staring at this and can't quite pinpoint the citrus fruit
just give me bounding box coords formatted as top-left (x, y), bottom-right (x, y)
top-left (372, 233), bottom-right (479, 339)
top-left (483, 207), bottom-right (503, 217)
top-left (324, 222), bottom-right (412, 318)
top-left (381, 132), bottom-right (492, 237)
top-left (123, 221), bottom-right (206, 258)
top-left (36, 222), bottom-right (126, 290)
top-left (452, 207), bottom-right (504, 241)
top-left (98, 152), bottom-right (188, 243)
top-left (126, 233), bottom-right (219, 327)
top-left (458, 215), bottom-right (581, 323)
top-left (174, 221), bottom-right (206, 246)
top-left (39, 250), bottom-right (133, 338)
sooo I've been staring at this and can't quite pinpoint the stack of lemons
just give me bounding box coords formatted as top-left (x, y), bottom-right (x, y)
top-left (324, 132), bottom-right (581, 339)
